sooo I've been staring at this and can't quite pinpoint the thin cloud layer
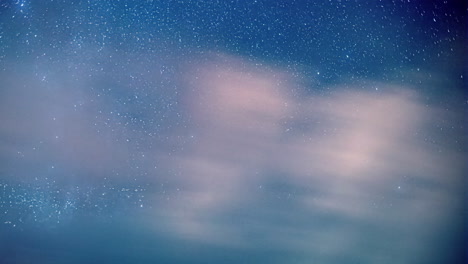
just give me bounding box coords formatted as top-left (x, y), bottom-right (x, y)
top-left (0, 54), bottom-right (464, 262)
top-left (0, 69), bottom-right (132, 179)
top-left (151, 55), bottom-right (465, 260)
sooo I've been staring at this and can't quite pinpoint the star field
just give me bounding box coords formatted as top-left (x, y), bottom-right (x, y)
top-left (0, 1), bottom-right (466, 264)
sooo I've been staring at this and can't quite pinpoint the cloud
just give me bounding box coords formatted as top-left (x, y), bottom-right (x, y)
top-left (0, 53), bottom-right (463, 261)
top-left (150, 54), bottom-right (465, 259)
top-left (0, 69), bottom-right (132, 178)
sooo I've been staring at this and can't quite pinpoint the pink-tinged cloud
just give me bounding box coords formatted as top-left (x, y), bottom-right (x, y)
top-left (151, 55), bottom-right (465, 253)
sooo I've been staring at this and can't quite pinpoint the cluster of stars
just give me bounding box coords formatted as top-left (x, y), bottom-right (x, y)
top-left (0, 178), bottom-right (149, 229)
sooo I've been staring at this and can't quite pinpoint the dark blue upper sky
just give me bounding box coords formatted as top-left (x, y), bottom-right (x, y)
top-left (1, 0), bottom-right (465, 80)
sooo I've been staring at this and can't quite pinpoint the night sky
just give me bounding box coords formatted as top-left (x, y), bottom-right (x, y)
top-left (0, 0), bottom-right (466, 263)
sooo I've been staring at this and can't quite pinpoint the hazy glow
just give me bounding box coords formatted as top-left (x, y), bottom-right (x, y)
top-left (0, 54), bottom-right (464, 263)
top-left (143, 56), bottom-right (465, 258)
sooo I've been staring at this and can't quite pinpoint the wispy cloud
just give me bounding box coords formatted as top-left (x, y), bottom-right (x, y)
top-left (149, 55), bottom-right (465, 259)
top-left (0, 53), bottom-right (464, 261)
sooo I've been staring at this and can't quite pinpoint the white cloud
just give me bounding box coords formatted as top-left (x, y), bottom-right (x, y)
top-left (151, 55), bottom-right (465, 257)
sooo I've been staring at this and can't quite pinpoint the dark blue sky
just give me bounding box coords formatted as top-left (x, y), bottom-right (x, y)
top-left (1, 0), bottom-right (465, 80)
top-left (0, 1), bottom-right (466, 263)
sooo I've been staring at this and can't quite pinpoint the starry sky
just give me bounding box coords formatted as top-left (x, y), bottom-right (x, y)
top-left (0, 0), bottom-right (466, 263)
